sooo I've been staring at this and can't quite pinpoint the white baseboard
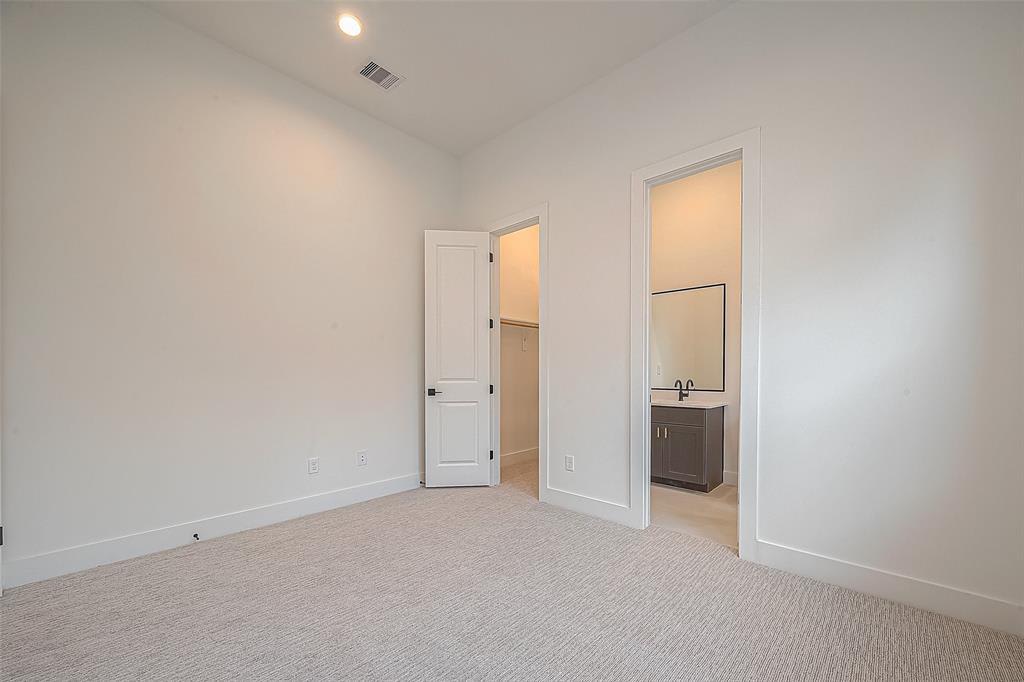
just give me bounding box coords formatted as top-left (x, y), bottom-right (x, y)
top-left (751, 538), bottom-right (1024, 637)
top-left (3, 473), bottom-right (420, 589)
top-left (723, 469), bottom-right (737, 485)
top-left (541, 485), bottom-right (637, 528)
top-left (500, 447), bottom-right (538, 468)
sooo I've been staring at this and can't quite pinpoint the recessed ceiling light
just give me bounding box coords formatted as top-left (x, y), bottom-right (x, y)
top-left (338, 13), bottom-right (362, 37)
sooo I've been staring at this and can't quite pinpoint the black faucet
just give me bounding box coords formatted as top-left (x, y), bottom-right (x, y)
top-left (674, 379), bottom-right (695, 401)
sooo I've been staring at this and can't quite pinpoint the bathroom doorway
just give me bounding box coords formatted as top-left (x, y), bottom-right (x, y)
top-left (647, 158), bottom-right (742, 549)
top-left (628, 129), bottom-right (762, 557)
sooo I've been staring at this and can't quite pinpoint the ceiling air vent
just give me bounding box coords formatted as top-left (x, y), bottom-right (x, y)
top-left (358, 60), bottom-right (404, 91)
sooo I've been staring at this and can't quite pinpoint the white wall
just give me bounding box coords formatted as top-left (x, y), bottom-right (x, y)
top-left (650, 161), bottom-right (741, 480)
top-left (499, 324), bottom-right (539, 461)
top-left (498, 224), bottom-right (540, 324)
top-left (459, 3), bottom-right (1024, 632)
top-left (1, 2), bottom-right (458, 585)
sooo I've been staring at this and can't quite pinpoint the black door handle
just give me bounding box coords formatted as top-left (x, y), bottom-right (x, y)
top-left (427, 388), bottom-right (443, 396)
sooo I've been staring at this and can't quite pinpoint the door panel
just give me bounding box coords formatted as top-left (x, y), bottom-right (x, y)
top-left (663, 424), bottom-right (705, 484)
top-left (438, 402), bottom-right (481, 465)
top-left (436, 245), bottom-right (480, 380)
top-left (425, 230), bottom-right (491, 487)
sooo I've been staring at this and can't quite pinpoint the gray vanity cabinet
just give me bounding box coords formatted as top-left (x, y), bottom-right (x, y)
top-left (651, 405), bottom-right (724, 493)
top-left (663, 424), bottom-right (705, 485)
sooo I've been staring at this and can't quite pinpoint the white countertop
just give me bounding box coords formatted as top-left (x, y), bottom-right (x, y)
top-left (651, 398), bottom-right (728, 410)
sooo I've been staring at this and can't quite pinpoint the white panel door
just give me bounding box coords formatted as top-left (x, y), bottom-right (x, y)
top-left (424, 230), bottom-right (491, 487)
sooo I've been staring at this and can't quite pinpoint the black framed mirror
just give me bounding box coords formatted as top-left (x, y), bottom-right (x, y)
top-left (649, 282), bottom-right (725, 392)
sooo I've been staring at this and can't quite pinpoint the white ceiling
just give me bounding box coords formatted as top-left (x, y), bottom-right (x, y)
top-left (148, 1), bottom-right (727, 156)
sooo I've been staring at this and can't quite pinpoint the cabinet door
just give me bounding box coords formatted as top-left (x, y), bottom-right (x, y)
top-left (651, 423), bottom-right (665, 478)
top-left (663, 424), bottom-right (705, 485)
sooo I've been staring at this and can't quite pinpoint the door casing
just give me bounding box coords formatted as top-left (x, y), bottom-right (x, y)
top-left (629, 128), bottom-right (763, 559)
top-left (484, 205), bottom-right (549, 491)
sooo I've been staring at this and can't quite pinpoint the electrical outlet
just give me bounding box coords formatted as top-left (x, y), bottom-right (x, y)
top-left (564, 455), bottom-right (574, 472)
top-left (307, 457), bottom-right (320, 475)
top-left (356, 450), bottom-right (368, 467)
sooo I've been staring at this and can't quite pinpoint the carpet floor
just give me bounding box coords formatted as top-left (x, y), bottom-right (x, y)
top-left (2, 460), bottom-right (1022, 681)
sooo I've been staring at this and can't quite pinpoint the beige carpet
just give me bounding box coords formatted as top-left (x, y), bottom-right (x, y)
top-left (2, 460), bottom-right (1022, 681)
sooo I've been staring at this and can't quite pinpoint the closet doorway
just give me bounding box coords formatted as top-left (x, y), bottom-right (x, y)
top-left (490, 221), bottom-right (541, 498)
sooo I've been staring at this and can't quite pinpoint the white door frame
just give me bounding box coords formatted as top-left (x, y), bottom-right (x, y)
top-left (628, 129), bottom-right (762, 559)
top-left (0, 170), bottom-right (3, 593)
top-left (485, 204), bottom-right (548, 490)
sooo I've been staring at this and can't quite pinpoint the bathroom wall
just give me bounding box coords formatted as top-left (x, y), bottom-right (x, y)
top-left (650, 160), bottom-right (741, 481)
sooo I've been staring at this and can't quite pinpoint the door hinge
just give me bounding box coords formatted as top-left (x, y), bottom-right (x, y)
top-left (489, 318), bottom-right (493, 329)
top-left (490, 450), bottom-right (494, 460)
top-left (489, 384), bottom-right (494, 394)
top-left (0, 525), bottom-right (4, 547)
top-left (489, 252), bottom-right (493, 263)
